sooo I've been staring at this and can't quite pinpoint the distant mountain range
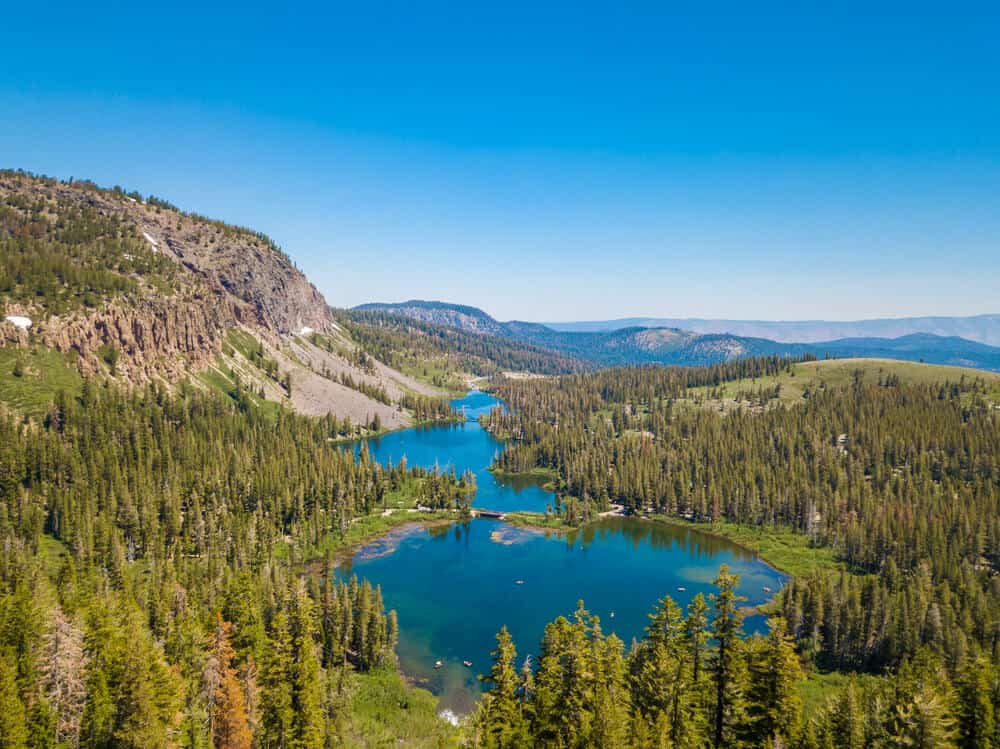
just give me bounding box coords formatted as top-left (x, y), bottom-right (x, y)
top-left (357, 301), bottom-right (1000, 371)
top-left (545, 314), bottom-right (1000, 347)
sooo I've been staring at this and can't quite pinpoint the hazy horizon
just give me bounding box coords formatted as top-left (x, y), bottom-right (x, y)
top-left (357, 299), bottom-right (999, 325)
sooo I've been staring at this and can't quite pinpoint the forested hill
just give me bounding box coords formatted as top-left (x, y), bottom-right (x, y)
top-left (0, 170), bottom-right (460, 430)
top-left (358, 299), bottom-right (1000, 371)
top-left (472, 357), bottom-right (1000, 747)
top-left (337, 308), bottom-right (588, 381)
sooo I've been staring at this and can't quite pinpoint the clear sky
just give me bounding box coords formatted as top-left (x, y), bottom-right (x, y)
top-left (2, 2), bottom-right (998, 322)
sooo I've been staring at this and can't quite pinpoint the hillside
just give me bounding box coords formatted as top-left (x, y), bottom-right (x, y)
top-left (356, 299), bottom-right (506, 335)
top-left (0, 171), bottom-right (444, 429)
top-left (338, 309), bottom-right (587, 390)
top-left (683, 357), bottom-right (1000, 413)
top-left (358, 300), bottom-right (1000, 371)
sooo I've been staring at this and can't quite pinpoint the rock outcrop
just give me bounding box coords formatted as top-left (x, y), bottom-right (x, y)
top-left (0, 171), bottom-right (440, 424)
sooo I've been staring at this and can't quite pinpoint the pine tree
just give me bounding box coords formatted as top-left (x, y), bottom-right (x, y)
top-left (825, 680), bottom-right (865, 749)
top-left (0, 652), bottom-right (26, 749)
top-left (288, 584), bottom-right (324, 749)
top-left (261, 611), bottom-right (294, 749)
top-left (210, 615), bottom-right (252, 749)
top-left (957, 656), bottom-right (995, 749)
top-left (709, 565), bottom-right (747, 749)
top-left (745, 617), bottom-right (804, 746)
top-left (631, 594), bottom-right (693, 745)
top-left (80, 669), bottom-right (114, 749)
top-left (474, 626), bottom-right (527, 748)
top-left (591, 630), bottom-right (630, 748)
top-left (893, 685), bottom-right (957, 748)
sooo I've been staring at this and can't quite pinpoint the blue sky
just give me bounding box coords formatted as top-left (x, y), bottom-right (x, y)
top-left (2, 2), bottom-right (998, 321)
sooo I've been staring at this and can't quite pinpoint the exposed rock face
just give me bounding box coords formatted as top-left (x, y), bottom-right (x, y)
top-left (0, 171), bottom-right (440, 424)
top-left (136, 212), bottom-right (331, 336)
top-left (0, 172), bottom-right (332, 381)
top-left (38, 296), bottom-right (244, 380)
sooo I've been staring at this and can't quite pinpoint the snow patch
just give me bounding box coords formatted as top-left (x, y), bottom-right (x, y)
top-left (4, 315), bottom-right (31, 330)
top-left (438, 709), bottom-right (460, 727)
top-left (142, 231), bottom-right (159, 252)
top-left (299, 326), bottom-right (314, 336)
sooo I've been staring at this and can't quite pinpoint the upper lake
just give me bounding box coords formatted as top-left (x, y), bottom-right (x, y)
top-left (346, 392), bottom-right (786, 714)
top-left (356, 389), bottom-right (553, 513)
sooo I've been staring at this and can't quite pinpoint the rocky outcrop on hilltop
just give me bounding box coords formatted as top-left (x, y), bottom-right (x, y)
top-left (0, 171), bottom-right (333, 379)
top-left (0, 170), bottom-right (440, 424)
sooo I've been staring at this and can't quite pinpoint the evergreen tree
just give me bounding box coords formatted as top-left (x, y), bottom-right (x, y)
top-left (893, 686), bottom-right (957, 748)
top-left (474, 626), bottom-right (528, 748)
top-left (957, 656), bottom-right (995, 749)
top-left (261, 612), bottom-right (294, 749)
top-left (0, 652), bottom-right (26, 749)
top-left (824, 680), bottom-right (865, 749)
top-left (745, 617), bottom-right (804, 746)
top-left (210, 615), bottom-right (252, 749)
top-left (709, 565), bottom-right (747, 748)
top-left (287, 584), bottom-right (324, 749)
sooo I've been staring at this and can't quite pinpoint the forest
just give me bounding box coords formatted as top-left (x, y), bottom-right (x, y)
top-left (0, 180), bottom-right (177, 316)
top-left (0, 354), bottom-right (994, 747)
top-left (1, 170), bottom-right (998, 747)
top-left (476, 358), bottom-right (1000, 747)
top-left (470, 566), bottom-right (997, 748)
top-left (0, 380), bottom-right (470, 748)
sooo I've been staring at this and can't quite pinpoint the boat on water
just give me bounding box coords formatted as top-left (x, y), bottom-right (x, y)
top-left (434, 660), bottom-right (443, 669)
top-left (463, 660), bottom-right (473, 667)
top-left (515, 579), bottom-right (525, 585)
top-left (677, 586), bottom-right (686, 592)
top-left (763, 586), bottom-right (773, 593)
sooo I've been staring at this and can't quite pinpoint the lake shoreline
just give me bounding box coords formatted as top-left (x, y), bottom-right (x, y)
top-left (342, 390), bottom-right (787, 715)
top-left (502, 511), bottom-right (809, 592)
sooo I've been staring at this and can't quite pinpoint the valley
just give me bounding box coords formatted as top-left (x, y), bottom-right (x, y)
top-left (1, 172), bottom-right (998, 748)
top-left (342, 391), bottom-right (785, 715)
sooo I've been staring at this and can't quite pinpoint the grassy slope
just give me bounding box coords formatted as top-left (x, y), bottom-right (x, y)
top-left (686, 357), bottom-right (1000, 411)
top-left (647, 517), bottom-right (843, 578)
top-left (341, 667), bottom-right (460, 748)
top-left (0, 346), bottom-right (82, 417)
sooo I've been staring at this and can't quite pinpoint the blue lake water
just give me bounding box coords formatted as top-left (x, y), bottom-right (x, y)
top-left (357, 390), bottom-right (554, 513)
top-left (346, 391), bottom-right (786, 714)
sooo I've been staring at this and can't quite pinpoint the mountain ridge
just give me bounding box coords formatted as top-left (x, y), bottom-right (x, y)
top-left (545, 313), bottom-right (1000, 346)
top-left (358, 300), bottom-right (1000, 371)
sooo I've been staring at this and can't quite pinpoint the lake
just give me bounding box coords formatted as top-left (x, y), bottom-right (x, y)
top-left (357, 389), bottom-right (553, 513)
top-left (346, 392), bottom-right (786, 715)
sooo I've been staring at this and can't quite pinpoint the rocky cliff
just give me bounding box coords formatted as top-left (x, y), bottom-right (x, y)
top-left (0, 170), bottom-right (439, 424)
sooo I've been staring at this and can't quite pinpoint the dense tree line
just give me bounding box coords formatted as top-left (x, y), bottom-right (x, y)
top-left (488, 361), bottom-right (1000, 678)
top-left (0, 381), bottom-right (463, 748)
top-left (335, 310), bottom-right (587, 380)
top-left (471, 566), bottom-right (999, 748)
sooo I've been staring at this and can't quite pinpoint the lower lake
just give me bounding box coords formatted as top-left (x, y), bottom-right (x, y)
top-left (346, 392), bottom-right (786, 715)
